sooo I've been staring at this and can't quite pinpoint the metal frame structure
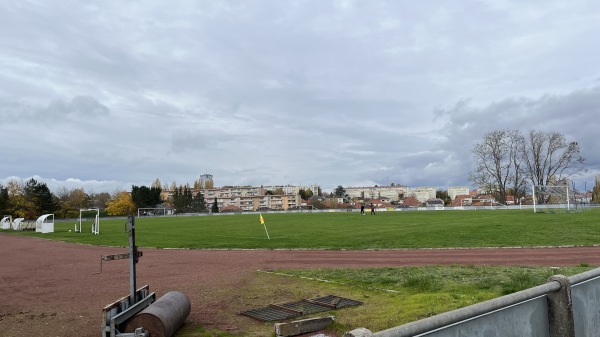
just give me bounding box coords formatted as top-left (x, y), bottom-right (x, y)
top-left (101, 216), bottom-right (155, 337)
top-left (1, 215), bottom-right (12, 229)
top-left (76, 208), bottom-right (100, 234)
top-left (35, 214), bottom-right (54, 233)
top-left (532, 185), bottom-right (571, 213)
top-left (12, 217), bottom-right (25, 230)
top-left (137, 208), bottom-right (167, 217)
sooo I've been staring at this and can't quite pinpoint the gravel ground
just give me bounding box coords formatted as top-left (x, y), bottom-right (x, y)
top-left (1, 233), bottom-right (599, 337)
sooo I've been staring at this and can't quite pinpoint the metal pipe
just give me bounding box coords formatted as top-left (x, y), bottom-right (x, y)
top-left (568, 266), bottom-right (600, 286)
top-left (124, 291), bottom-right (191, 337)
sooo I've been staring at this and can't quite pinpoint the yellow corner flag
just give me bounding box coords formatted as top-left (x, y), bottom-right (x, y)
top-left (259, 214), bottom-right (270, 239)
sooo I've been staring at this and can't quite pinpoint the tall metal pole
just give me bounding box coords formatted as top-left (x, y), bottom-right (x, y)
top-left (128, 216), bottom-right (138, 305)
top-left (567, 183), bottom-right (571, 211)
top-left (532, 186), bottom-right (537, 213)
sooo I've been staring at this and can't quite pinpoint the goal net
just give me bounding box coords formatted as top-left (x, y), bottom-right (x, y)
top-left (532, 185), bottom-right (574, 213)
top-left (137, 208), bottom-right (167, 217)
top-left (76, 208), bottom-right (100, 234)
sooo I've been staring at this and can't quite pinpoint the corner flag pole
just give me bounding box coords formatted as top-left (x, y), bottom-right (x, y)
top-left (260, 214), bottom-right (270, 240)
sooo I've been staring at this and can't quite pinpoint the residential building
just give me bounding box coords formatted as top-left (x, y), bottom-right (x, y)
top-left (213, 193), bottom-right (301, 211)
top-left (408, 187), bottom-right (437, 203)
top-left (345, 185), bottom-right (409, 201)
top-left (472, 194), bottom-right (496, 206)
top-left (400, 196), bottom-right (421, 207)
top-left (262, 184), bottom-right (319, 195)
top-left (204, 186), bottom-right (262, 199)
top-left (505, 195), bottom-right (516, 205)
top-left (448, 186), bottom-right (470, 200)
top-left (162, 185), bottom-right (301, 212)
top-left (452, 195), bottom-right (472, 207)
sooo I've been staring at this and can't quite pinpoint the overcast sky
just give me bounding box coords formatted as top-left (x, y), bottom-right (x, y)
top-left (1, 1), bottom-right (599, 194)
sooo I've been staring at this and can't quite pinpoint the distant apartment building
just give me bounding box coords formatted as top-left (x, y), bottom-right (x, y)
top-left (203, 186), bottom-right (303, 211)
top-left (212, 193), bottom-right (301, 211)
top-left (408, 187), bottom-right (437, 203)
top-left (204, 186), bottom-right (262, 199)
top-left (162, 185), bottom-right (303, 212)
top-left (448, 186), bottom-right (470, 200)
top-left (262, 184), bottom-right (319, 195)
top-left (345, 185), bottom-right (409, 201)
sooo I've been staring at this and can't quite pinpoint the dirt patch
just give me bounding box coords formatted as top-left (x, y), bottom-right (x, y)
top-left (2, 233), bottom-right (599, 337)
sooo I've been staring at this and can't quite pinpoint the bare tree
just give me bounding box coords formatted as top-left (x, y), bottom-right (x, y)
top-left (469, 130), bottom-right (524, 204)
top-left (507, 130), bottom-right (528, 199)
top-left (592, 174), bottom-right (600, 203)
top-left (151, 178), bottom-right (162, 189)
top-left (90, 192), bottom-right (111, 209)
top-left (519, 130), bottom-right (586, 187)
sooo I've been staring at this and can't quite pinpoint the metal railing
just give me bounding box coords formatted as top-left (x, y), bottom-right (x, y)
top-left (361, 267), bottom-right (600, 337)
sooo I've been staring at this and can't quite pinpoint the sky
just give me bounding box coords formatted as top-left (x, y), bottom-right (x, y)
top-left (1, 0), bottom-right (600, 194)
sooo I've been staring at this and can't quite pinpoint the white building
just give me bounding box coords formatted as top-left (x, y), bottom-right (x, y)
top-left (409, 187), bottom-right (437, 203)
top-left (345, 185), bottom-right (409, 201)
top-left (448, 186), bottom-right (470, 200)
top-left (262, 184), bottom-right (319, 195)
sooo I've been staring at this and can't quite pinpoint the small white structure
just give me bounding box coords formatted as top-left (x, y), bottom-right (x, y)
top-left (36, 214), bottom-right (55, 233)
top-left (12, 218), bottom-right (25, 230)
top-left (77, 208), bottom-right (100, 235)
top-left (1, 215), bottom-right (12, 229)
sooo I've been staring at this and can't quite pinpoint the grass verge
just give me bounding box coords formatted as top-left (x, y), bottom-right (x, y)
top-left (175, 264), bottom-right (594, 337)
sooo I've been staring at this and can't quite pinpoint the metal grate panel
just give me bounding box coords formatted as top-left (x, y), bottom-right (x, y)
top-left (240, 305), bottom-right (299, 322)
top-left (309, 295), bottom-right (364, 308)
top-left (280, 300), bottom-right (331, 315)
top-left (239, 295), bottom-right (363, 322)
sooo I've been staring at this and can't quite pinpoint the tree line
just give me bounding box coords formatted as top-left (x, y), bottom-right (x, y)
top-left (0, 178), bottom-right (214, 219)
top-left (470, 129), bottom-right (586, 204)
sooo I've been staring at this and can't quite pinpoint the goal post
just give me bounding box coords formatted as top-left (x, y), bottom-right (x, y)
top-left (76, 208), bottom-right (100, 234)
top-left (137, 208), bottom-right (167, 217)
top-left (532, 185), bottom-right (572, 213)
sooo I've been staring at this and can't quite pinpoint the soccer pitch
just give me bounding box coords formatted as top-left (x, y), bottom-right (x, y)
top-left (7, 208), bottom-right (600, 249)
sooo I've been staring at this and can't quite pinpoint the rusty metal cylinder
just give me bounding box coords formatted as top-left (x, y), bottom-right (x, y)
top-left (124, 291), bottom-right (191, 337)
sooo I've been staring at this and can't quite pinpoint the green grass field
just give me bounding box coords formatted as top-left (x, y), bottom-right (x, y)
top-left (4, 208), bottom-right (599, 249)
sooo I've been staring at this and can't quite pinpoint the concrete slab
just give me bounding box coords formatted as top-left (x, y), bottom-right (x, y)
top-left (275, 316), bottom-right (335, 337)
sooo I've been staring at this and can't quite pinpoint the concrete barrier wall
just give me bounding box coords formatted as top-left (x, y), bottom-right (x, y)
top-left (571, 270), bottom-right (600, 337)
top-left (366, 268), bottom-right (600, 337)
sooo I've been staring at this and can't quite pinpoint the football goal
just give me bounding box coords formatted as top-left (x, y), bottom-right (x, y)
top-left (532, 185), bottom-right (572, 213)
top-left (76, 208), bottom-right (100, 234)
top-left (137, 208), bottom-right (167, 217)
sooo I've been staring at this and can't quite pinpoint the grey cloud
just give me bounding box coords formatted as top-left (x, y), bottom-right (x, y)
top-left (437, 86), bottom-right (600, 187)
top-left (2, 1), bottom-right (600, 193)
top-left (46, 96), bottom-right (110, 119)
top-left (170, 132), bottom-right (215, 153)
top-left (0, 96), bottom-right (109, 125)
top-left (438, 86), bottom-right (600, 137)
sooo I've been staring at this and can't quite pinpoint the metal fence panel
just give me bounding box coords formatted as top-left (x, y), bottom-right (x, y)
top-left (572, 276), bottom-right (600, 337)
top-left (417, 297), bottom-right (549, 337)
top-left (375, 296), bottom-right (550, 337)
